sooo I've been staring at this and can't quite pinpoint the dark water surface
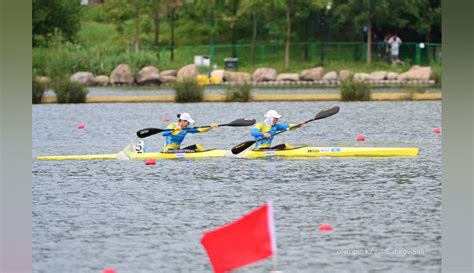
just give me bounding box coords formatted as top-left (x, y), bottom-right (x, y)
top-left (33, 101), bottom-right (441, 273)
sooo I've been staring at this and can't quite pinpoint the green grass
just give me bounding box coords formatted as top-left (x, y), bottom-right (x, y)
top-left (77, 21), bottom-right (118, 48)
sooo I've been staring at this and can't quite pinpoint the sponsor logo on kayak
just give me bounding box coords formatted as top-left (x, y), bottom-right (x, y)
top-left (175, 153), bottom-right (186, 158)
top-left (307, 149), bottom-right (320, 153)
top-left (265, 151), bottom-right (275, 156)
top-left (331, 147), bottom-right (341, 152)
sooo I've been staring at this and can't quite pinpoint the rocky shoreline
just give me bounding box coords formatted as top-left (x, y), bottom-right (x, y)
top-left (36, 64), bottom-right (438, 88)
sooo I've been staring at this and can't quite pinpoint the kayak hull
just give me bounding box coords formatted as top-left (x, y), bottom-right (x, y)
top-left (36, 146), bottom-right (418, 161)
top-left (242, 146), bottom-right (419, 158)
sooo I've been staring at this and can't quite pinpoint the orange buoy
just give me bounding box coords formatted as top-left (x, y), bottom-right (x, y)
top-left (319, 223), bottom-right (333, 232)
top-left (145, 159), bottom-right (156, 165)
top-left (356, 134), bottom-right (366, 141)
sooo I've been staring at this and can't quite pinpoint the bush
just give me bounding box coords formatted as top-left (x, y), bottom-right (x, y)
top-left (173, 77), bottom-right (204, 102)
top-left (32, 78), bottom-right (47, 104)
top-left (340, 79), bottom-right (371, 101)
top-left (432, 69), bottom-right (442, 88)
top-left (225, 83), bottom-right (252, 102)
top-left (52, 78), bottom-right (89, 103)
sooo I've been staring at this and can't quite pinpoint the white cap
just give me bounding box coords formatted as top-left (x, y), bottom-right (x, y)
top-left (179, 112), bottom-right (195, 124)
top-left (264, 110), bottom-right (282, 119)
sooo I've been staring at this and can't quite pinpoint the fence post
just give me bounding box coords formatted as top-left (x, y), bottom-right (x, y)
top-left (210, 45), bottom-right (216, 66)
top-left (259, 44), bottom-right (265, 64)
top-left (160, 46), bottom-right (166, 66)
top-left (309, 43), bottom-right (315, 63)
top-left (415, 43), bottom-right (421, 65)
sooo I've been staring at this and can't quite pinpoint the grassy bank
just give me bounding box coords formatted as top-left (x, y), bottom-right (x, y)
top-left (33, 8), bottom-right (442, 80)
top-left (33, 43), bottom-right (442, 79)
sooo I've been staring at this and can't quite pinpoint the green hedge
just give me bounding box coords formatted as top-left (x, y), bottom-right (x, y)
top-left (173, 78), bottom-right (204, 103)
top-left (340, 79), bottom-right (371, 101)
top-left (32, 78), bottom-right (47, 104)
top-left (52, 79), bottom-right (89, 103)
top-left (225, 83), bottom-right (252, 102)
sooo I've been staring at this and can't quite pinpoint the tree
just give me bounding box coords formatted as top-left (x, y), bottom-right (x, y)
top-left (103, 0), bottom-right (152, 52)
top-left (33, 0), bottom-right (82, 46)
top-left (238, 0), bottom-right (272, 65)
top-left (333, 0), bottom-right (391, 65)
top-left (269, 0), bottom-right (325, 69)
top-left (410, 0), bottom-right (441, 43)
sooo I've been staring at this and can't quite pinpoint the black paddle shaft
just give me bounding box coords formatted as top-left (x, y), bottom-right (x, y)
top-left (136, 118), bottom-right (255, 138)
top-left (230, 106), bottom-right (339, 154)
top-left (258, 106), bottom-right (340, 140)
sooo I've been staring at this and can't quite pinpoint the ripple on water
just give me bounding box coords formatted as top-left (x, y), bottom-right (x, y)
top-left (33, 101), bottom-right (441, 273)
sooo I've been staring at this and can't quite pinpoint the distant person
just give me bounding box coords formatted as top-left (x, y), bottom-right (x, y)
top-left (387, 34), bottom-right (403, 65)
top-left (383, 34), bottom-right (392, 64)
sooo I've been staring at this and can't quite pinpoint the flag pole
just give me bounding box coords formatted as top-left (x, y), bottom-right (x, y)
top-left (267, 200), bottom-right (283, 273)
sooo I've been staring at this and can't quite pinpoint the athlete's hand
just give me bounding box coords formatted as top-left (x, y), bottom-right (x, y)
top-left (174, 125), bottom-right (182, 131)
top-left (299, 121), bottom-right (305, 127)
top-left (210, 123), bottom-right (218, 129)
top-left (263, 132), bottom-right (271, 138)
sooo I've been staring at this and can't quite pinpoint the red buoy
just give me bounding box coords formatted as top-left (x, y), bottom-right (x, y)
top-left (319, 223), bottom-right (333, 232)
top-left (145, 159), bottom-right (156, 165)
top-left (102, 268), bottom-right (116, 273)
top-left (78, 123), bottom-right (85, 129)
top-left (356, 134), bottom-right (366, 141)
top-left (162, 116), bottom-right (170, 122)
top-left (432, 128), bottom-right (441, 134)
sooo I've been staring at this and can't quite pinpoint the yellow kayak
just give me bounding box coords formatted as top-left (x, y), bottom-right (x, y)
top-left (35, 146), bottom-right (418, 160)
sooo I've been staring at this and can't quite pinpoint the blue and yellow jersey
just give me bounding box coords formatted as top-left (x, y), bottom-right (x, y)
top-left (162, 123), bottom-right (211, 151)
top-left (251, 122), bottom-right (295, 148)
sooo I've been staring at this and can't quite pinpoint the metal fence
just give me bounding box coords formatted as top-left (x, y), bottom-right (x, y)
top-left (145, 41), bottom-right (441, 69)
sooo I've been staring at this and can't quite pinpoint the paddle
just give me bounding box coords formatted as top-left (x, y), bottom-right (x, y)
top-left (230, 106), bottom-right (340, 155)
top-left (136, 118), bottom-right (256, 138)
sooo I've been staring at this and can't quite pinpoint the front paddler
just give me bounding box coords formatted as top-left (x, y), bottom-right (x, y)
top-left (251, 110), bottom-right (304, 150)
top-left (162, 112), bottom-right (218, 152)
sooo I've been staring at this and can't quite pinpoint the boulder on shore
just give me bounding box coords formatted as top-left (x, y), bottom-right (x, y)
top-left (177, 64), bottom-right (198, 80)
top-left (368, 71), bottom-right (388, 81)
top-left (276, 73), bottom-right (299, 81)
top-left (137, 66), bottom-right (161, 85)
top-left (322, 71), bottom-right (338, 81)
top-left (70, 71), bottom-right (95, 85)
top-left (339, 70), bottom-right (354, 81)
top-left (397, 66), bottom-right (434, 81)
top-left (299, 67), bottom-right (324, 81)
top-left (110, 64), bottom-right (134, 85)
top-left (94, 75), bottom-right (109, 86)
top-left (224, 71), bottom-right (252, 82)
top-left (252, 68), bottom-right (277, 81)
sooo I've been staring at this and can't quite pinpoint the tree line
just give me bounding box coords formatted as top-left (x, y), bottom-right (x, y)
top-left (33, 0), bottom-right (441, 66)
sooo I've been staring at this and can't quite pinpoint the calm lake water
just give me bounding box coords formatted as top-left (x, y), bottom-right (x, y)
top-left (33, 101), bottom-right (441, 273)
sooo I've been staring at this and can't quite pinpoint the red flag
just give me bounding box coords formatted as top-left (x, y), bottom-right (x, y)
top-left (200, 201), bottom-right (276, 273)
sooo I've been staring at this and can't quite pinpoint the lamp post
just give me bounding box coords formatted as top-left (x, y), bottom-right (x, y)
top-left (210, 10), bottom-right (216, 65)
top-left (320, 2), bottom-right (331, 66)
top-left (326, 2), bottom-right (332, 44)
